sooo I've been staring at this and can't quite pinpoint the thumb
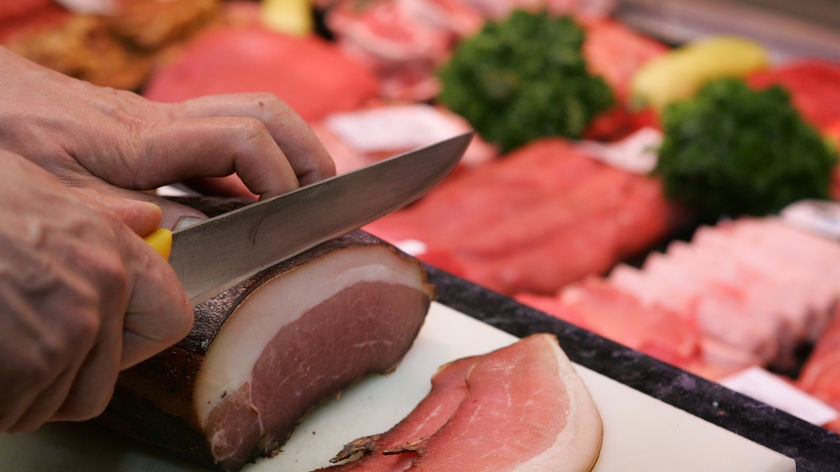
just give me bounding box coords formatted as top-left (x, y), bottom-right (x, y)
top-left (95, 193), bottom-right (163, 236)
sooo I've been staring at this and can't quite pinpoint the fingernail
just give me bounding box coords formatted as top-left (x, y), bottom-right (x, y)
top-left (174, 216), bottom-right (204, 230)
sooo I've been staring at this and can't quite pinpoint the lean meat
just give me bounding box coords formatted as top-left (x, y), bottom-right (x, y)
top-left (748, 59), bottom-right (840, 132)
top-left (365, 137), bottom-right (685, 295)
top-left (0, 0), bottom-right (52, 23)
top-left (142, 23), bottom-right (380, 122)
top-left (319, 333), bottom-right (603, 472)
top-left (97, 231), bottom-right (434, 471)
top-left (798, 303), bottom-right (840, 433)
top-left (516, 277), bottom-right (741, 380)
top-left (604, 217), bottom-right (840, 370)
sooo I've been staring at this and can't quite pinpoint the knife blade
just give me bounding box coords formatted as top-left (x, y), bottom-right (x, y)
top-left (149, 132), bottom-right (472, 304)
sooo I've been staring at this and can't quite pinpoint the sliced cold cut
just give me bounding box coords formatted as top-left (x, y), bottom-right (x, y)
top-left (97, 231), bottom-right (434, 471)
top-left (315, 355), bottom-right (477, 471)
top-left (324, 333), bottom-right (603, 472)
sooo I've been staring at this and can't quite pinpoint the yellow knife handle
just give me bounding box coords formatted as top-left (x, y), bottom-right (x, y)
top-left (144, 227), bottom-right (173, 261)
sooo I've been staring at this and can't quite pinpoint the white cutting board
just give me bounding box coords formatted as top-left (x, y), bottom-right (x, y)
top-left (0, 302), bottom-right (795, 471)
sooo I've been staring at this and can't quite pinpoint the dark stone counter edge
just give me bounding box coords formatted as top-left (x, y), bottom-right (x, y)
top-left (425, 264), bottom-right (840, 472)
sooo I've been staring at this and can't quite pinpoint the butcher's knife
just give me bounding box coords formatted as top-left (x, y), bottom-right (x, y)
top-left (145, 132), bottom-right (472, 305)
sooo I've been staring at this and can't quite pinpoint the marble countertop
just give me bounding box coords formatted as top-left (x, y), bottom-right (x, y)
top-left (426, 265), bottom-right (840, 472)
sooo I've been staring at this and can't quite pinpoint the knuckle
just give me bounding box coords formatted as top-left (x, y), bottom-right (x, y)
top-left (234, 118), bottom-right (272, 152)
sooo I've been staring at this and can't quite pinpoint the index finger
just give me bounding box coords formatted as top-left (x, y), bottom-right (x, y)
top-left (175, 93), bottom-right (336, 187)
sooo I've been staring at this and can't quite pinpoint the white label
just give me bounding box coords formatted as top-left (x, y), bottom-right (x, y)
top-left (721, 366), bottom-right (839, 426)
top-left (780, 199), bottom-right (840, 240)
top-left (324, 105), bottom-right (461, 153)
top-left (577, 127), bottom-right (662, 174)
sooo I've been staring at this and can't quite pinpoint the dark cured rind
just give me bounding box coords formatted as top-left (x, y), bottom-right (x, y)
top-left (96, 230), bottom-right (434, 470)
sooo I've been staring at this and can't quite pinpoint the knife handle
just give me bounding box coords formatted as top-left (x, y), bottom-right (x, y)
top-left (144, 228), bottom-right (173, 261)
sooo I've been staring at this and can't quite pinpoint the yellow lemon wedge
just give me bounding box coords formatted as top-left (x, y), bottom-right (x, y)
top-left (630, 35), bottom-right (769, 110)
top-left (260, 0), bottom-right (313, 37)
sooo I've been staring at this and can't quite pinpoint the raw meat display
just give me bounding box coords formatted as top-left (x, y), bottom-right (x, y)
top-left (748, 59), bottom-right (840, 131)
top-left (365, 137), bottom-right (687, 295)
top-left (520, 217), bottom-right (840, 384)
top-left (319, 0), bottom-right (649, 101)
top-left (142, 23), bottom-right (380, 122)
top-left (799, 303), bottom-right (840, 433)
top-left (318, 334), bottom-right (603, 472)
top-left (97, 231), bottom-right (434, 471)
top-left (3, 0), bottom-right (840, 449)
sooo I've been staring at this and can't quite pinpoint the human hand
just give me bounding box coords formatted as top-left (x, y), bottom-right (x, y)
top-left (0, 46), bottom-right (335, 224)
top-left (0, 150), bottom-right (193, 432)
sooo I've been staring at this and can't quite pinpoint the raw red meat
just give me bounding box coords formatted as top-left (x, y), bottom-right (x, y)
top-left (530, 277), bottom-right (701, 367)
top-left (798, 304), bottom-right (840, 433)
top-left (0, 2), bottom-right (68, 43)
top-left (517, 277), bottom-right (743, 380)
top-left (606, 217), bottom-right (840, 370)
top-left (98, 231), bottom-right (433, 471)
top-left (581, 17), bottom-right (669, 102)
top-left (0, 0), bottom-right (52, 23)
top-left (365, 138), bottom-right (682, 295)
top-left (142, 25), bottom-right (380, 122)
top-left (747, 59), bottom-right (840, 132)
top-left (322, 0), bottom-right (629, 101)
top-left (324, 0), bottom-right (477, 101)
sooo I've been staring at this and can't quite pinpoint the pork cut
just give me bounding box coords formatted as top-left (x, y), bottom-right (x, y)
top-left (142, 22), bottom-right (380, 122)
top-left (321, 334), bottom-right (603, 472)
top-left (798, 303), bottom-right (840, 433)
top-left (365, 137), bottom-right (684, 295)
top-left (97, 231), bottom-right (434, 471)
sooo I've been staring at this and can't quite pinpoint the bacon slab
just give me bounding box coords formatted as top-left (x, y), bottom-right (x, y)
top-left (98, 231), bottom-right (434, 471)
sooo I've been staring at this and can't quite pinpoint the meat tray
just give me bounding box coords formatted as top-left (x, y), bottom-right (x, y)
top-left (0, 303), bottom-right (795, 471)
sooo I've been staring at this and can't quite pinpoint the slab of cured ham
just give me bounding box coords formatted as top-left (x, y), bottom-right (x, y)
top-left (365, 137), bottom-right (687, 296)
top-left (316, 333), bottom-right (603, 472)
top-left (97, 231), bottom-right (434, 471)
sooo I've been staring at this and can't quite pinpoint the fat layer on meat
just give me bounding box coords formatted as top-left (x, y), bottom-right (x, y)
top-left (98, 231), bottom-right (434, 471)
